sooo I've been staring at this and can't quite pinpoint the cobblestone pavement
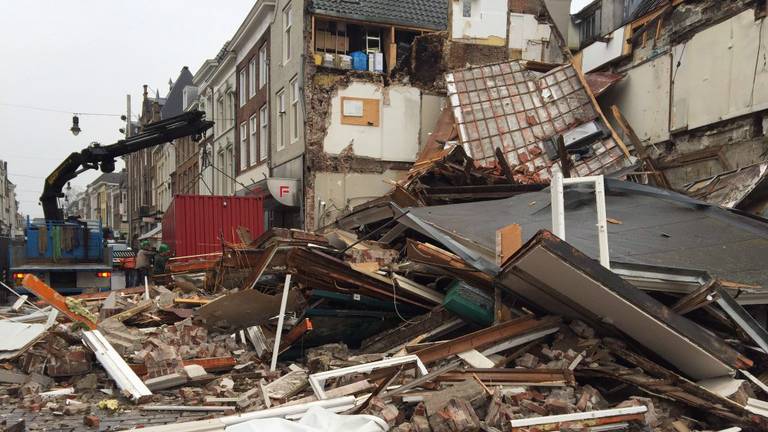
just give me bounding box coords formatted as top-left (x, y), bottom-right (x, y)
top-left (0, 406), bottom-right (213, 431)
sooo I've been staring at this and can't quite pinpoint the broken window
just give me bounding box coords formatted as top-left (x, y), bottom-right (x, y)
top-left (579, 7), bottom-right (601, 47)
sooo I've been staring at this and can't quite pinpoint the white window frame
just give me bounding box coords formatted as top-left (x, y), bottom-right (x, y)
top-left (277, 89), bottom-right (286, 151)
top-left (259, 43), bottom-right (268, 89)
top-left (259, 104), bottom-right (269, 161)
top-left (249, 114), bottom-right (258, 166)
top-left (239, 70), bottom-right (247, 107)
top-left (216, 96), bottom-right (224, 134)
top-left (248, 58), bottom-right (257, 98)
top-left (217, 150), bottom-right (225, 195)
top-left (283, 5), bottom-right (293, 64)
top-left (290, 77), bottom-right (300, 143)
top-left (239, 122), bottom-right (248, 170)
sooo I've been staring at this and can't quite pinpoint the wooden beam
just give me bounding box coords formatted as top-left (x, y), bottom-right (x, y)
top-left (610, 105), bottom-right (671, 189)
top-left (22, 274), bottom-right (96, 329)
top-left (413, 316), bottom-right (561, 364)
top-left (571, 64), bottom-right (631, 158)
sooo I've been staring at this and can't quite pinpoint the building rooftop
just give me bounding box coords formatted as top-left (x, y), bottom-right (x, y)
top-left (90, 171), bottom-right (125, 186)
top-left (309, 0), bottom-right (448, 31)
top-left (161, 66), bottom-right (195, 119)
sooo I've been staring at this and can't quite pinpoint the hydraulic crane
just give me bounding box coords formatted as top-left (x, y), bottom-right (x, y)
top-left (8, 110), bottom-right (213, 296)
top-left (41, 110), bottom-right (214, 220)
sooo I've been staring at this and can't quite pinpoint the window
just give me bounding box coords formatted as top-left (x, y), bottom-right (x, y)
top-left (249, 114), bottom-right (258, 166)
top-left (239, 70), bottom-right (247, 106)
top-left (462, 0), bottom-right (471, 18)
top-left (259, 104), bottom-right (269, 161)
top-left (579, 7), bottom-right (601, 47)
top-left (248, 58), bottom-right (257, 98)
top-left (226, 92), bottom-right (235, 128)
top-left (259, 44), bottom-right (268, 89)
top-left (216, 96), bottom-right (224, 134)
top-left (290, 77), bottom-right (300, 142)
top-left (239, 122), bottom-right (248, 170)
top-left (283, 5), bottom-right (293, 63)
top-left (217, 151), bottom-right (225, 195)
top-left (277, 89), bottom-right (286, 150)
top-left (226, 145), bottom-right (234, 194)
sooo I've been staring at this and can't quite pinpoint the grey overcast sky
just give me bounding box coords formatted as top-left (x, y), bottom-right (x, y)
top-left (0, 0), bottom-right (254, 219)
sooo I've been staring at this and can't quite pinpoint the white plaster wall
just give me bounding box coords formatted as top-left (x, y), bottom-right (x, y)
top-left (324, 82), bottom-right (422, 162)
top-left (602, 54), bottom-right (671, 144)
top-left (672, 10), bottom-right (768, 131)
top-left (420, 95), bottom-right (446, 150)
top-left (313, 170), bottom-right (403, 229)
top-left (508, 13), bottom-right (552, 61)
top-left (581, 26), bottom-right (625, 73)
top-left (451, 0), bottom-right (508, 44)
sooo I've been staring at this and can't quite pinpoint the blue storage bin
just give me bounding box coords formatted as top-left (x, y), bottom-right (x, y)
top-left (350, 51), bottom-right (368, 71)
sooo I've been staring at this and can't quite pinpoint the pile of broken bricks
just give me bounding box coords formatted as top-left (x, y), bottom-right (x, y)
top-left (2, 146), bottom-right (768, 431)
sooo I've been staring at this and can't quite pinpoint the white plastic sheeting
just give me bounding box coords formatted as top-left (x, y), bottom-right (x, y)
top-left (226, 407), bottom-right (389, 432)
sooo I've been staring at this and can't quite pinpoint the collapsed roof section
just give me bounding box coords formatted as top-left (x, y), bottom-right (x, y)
top-left (446, 60), bottom-right (631, 179)
top-left (684, 161), bottom-right (768, 217)
top-left (394, 179), bottom-right (768, 289)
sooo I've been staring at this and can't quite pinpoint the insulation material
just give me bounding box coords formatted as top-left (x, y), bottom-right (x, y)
top-left (446, 61), bottom-right (627, 179)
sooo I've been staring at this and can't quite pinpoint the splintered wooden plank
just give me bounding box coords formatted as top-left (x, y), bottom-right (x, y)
top-left (22, 274), bottom-right (96, 329)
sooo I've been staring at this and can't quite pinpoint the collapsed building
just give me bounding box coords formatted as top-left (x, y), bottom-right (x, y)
top-left (5, 1), bottom-right (768, 431)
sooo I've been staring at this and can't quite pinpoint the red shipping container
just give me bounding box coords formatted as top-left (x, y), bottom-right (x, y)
top-left (162, 195), bottom-right (264, 257)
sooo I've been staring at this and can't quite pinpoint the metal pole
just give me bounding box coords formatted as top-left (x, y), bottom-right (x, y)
top-left (126, 95), bottom-right (132, 138)
top-left (550, 172), bottom-right (565, 240)
top-left (270, 273), bottom-right (292, 371)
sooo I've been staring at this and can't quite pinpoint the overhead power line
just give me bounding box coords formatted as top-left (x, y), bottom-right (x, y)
top-left (0, 102), bottom-right (123, 117)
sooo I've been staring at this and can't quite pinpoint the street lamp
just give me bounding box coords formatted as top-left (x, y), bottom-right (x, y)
top-left (70, 115), bottom-right (81, 136)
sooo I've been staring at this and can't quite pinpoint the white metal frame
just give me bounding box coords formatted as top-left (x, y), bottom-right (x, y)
top-left (270, 273), bottom-right (293, 372)
top-left (82, 330), bottom-right (152, 401)
top-left (509, 405), bottom-right (647, 427)
top-left (551, 173), bottom-right (610, 269)
top-left (309, 355), bottom-right (429, 400)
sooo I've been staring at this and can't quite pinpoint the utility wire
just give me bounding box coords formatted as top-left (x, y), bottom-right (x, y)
top-left (0, 102), bottom-right (123, 117)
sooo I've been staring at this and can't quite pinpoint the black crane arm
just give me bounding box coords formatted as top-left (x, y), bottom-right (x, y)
top-left (41, 110), bottom-right (214, 221)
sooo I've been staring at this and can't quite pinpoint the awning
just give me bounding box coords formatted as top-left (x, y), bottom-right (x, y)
top-left (138, 224), bottom-right (162, 240)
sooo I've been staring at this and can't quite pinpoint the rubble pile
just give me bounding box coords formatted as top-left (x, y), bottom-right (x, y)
top-left (3, 59), bottom-right (768, 431)
top-left (3, 147), bottom-right (768, 432)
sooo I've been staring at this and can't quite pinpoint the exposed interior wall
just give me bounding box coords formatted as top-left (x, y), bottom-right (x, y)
top-left (450, 0), bottom-right (508, 45)
top-left (508, 13), bottom-right (553, 61)
top-left (601, 54), bottom-right (671, 144)
top-left (323, 82), bottom-right (423, 162)
top-left (581, 25), bottom-right (626, 72)
top-left (312, 170), bottom-right (403, 229)
top-left (671, 10), bottom-right (768, 131)
top-left (420, 95), bottom-right (446, 150)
